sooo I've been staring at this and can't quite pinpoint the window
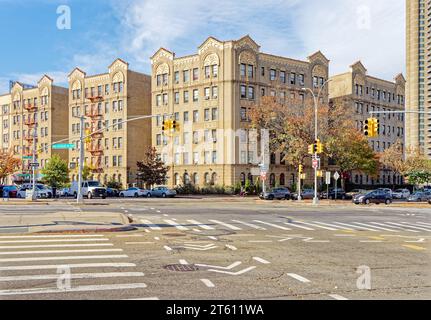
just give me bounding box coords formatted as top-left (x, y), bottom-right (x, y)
top-left (205, 66), bottom-right (210, 78)
top-left (240, 64), bottom-right (246, 77)
top-left (313, 76), bottom-right (319, 88)
top-left (193, 89), bottom-right (199, 102)
top-left (280, 71), bottom-right (286, 83)
top-left (193, 131), bottom-right (199, 144)
top-left (193, 110), bottom-right (199, 122)
top-left (204, 109), bottom-right (210, 121)
top-left (162, 93), bottom-right (168, 105)
top-left (118, 100), bottom-right (123, 111)
top-left (174, 92), bottom-right (180, 104)
top-left (240, 85), bottom-right (247, 99)
top-left (193, 68), bottom-right (199, 81)
top-left (212, 108), bottom-right (218, 121)
top-left (156, 95), bottom-right (162, 107)
top-left (240, 107), bottom-right (247, 121)
top-left (98, 85), bottom-right (102, 96)
top-left (183, 70), bottom-right (189, 83)
top-left (183, 111), bottom-right (189, 122)
top-left (247, 65), bottom-right (254, 78)
top-left (204, 87), bottom-right (210, 99)
top-left (290, 72), bottom-right (296, 85)
top-left (183, 153), bottom-right (189, 165)
top-left (212, 86), bottom-right (218, 99)
top-left (298, 74), bottom-right (304, 86)
top-left (183, 132), bottom-right (190, 145)
top-left (212, 151), bottom-right (217, 164)
top-left (193, 153), bottom-right (199, 165)
top-left (184, 91), bottom-right (189, 103)
top-left (113, 156), bottom-right (117, 167)
top-left (270, 69), bottom-right (276, 81)
top-left (105, 84), bottom-right (110, 95)
top-left (174, 112), bottom-right (179, 121)
top-left (212, 65), bottom-right (218, 77)
top-left (248, 86), bottom-right (255, 100)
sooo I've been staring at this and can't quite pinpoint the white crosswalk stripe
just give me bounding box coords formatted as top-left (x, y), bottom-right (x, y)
top-left (351, 222), bottom-right (397, 232)
top-left (294, 221), bottom-right (338, 231)
top-left (399, 222), bottom-right (431, 232)
top-left (231, 220), bottom-right (267, 230)
top-left (140, 219), bottom-right (162, 230)
top-left (416, 221), bottom-right (431, 227)
top-left (385, 222), bottom-right (431, 232)
top-left (0, 249), bottom-right (123, 256)
top-left (187, 220), bottom-right (215, 230)
top-left (0, 272), bottom-right (145, 282)
top-left (253, 220), bottom-right (291, 230)
top-left (209, 220), bottom-right (242, 231)
top-left (331, 222), bottom-right (377, 231)
top-left (283, 222), bottom-right (314, 231)
top-left (369, 222), bottom-right (419, 233)
top-left (164, 219), bottom-right (189, 231)
top-left (313, 221), bottom-right (355, 231)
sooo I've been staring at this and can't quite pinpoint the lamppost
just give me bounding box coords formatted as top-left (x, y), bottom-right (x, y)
top-left (301, 78), bottom-right (332, 205)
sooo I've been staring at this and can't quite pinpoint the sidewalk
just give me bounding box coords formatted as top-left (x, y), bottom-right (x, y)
top-left (0, 211), bottom-right (133, 234)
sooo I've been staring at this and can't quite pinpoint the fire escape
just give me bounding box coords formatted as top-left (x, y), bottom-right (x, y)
top-left (86, 95), bottom-right (104, 174)
top-left (23, 102), bottom-right (37, 175)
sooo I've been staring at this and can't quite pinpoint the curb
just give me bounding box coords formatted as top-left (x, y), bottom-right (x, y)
top-left (35, 225), bottom-right (138, 234)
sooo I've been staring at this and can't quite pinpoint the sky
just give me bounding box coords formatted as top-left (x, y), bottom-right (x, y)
top-left (0, 0), bottom-right (405, 93)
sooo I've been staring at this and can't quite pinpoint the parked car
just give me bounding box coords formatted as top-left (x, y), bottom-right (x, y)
top-left (58, 188), bottom-right (71, 197)
top-left (21, 184), bottom-right (53, 198)
top-left (407, 191), bottom-right (431, 202)
top-left (106, 188), bottom-right (120, 197)
top-left (353, 190), bottom-right (392, 205)
top-left (148, 186), bottom-right (177, 198)
top-left (345, 189), bottom-right (367, 199)
top-left (392, 189), bottom-right (411, 199)
top-left (70, 180), bottom-right (107, 199)
top-left (259, 187), bottom-right (291, 200)
top-left (321, 188), bottom-right (346, 200)
top-left (17, 187), bottom-right (48, 199)
top-left (293, 189), bottom-right (317, 200)
top-left (376, 188), bottom-right (393, 198)
top-left (1, 185), bottom-right (18, 198)
top-left (119, 187), bottom-right (150, 198)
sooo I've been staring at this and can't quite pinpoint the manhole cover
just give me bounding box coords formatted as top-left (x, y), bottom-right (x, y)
top-left (163, 233), bottom-right (186, 237)
top-left (163, 264), bottom-right (199, 272)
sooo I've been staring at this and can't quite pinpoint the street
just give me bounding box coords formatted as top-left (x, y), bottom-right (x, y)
top-left (0, 197), bottom-right (430, 300)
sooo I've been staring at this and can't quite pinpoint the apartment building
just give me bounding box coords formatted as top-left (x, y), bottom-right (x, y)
top-left (151, 35), bottom-right (329, 188)
top-left (406, 0), bottom-right (431, 158)
top-left (0, 76), bottom-right (69, 184)
top-left (68, 59), bottom-right (151, 188)
top-left (329, 61), bottom-right (406, 186)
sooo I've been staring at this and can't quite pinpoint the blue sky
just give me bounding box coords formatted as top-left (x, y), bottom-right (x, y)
top-left (0, 0), bottom-right (405, 93)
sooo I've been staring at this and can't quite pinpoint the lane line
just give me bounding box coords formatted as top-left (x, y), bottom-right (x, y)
top-left (286, 273), bottom-right (311, 283)
top-left (0, 254), bottom-right (129, 263)
top-left (253, 220), bottom-right (291, 230)
top-left (0, 249), bottom-right (123, 256)
top-left (400, 222), bottom-right (431, 232)
top-left (164, 246), bottom-right (173, 251)
top-left (0, 243), bottom-right (114, 249)
top-left (0, 272), bottom-right (145, 282)
top-left (296, 221), bottom-right (337, 231)
top-left (403, 244), bottom-right (426, 251)
top-left (329, 294), bottom-right (349, 300)
top-left (0, 283), bottom-right (148, 296)
top-left (125, 242), bottom-right (155, 245)
top-left (0, 263), bottom-right (136, 271)
top-left (253, 257), bottom-right (270, 264)
top-left (369, 222), bottom-right (419, 233)
top-left (187, 220), bottom-right (215, 230)
top-left (209, 220), bottom-right (242, 231)
top-left (0, 239), bottom-right (109, 244)
top-left (231, 220), bottom-right (266, 230)
top-left (164, 220), bottom-right (189, 231)
top-left (225, 245), bottom-right (237, 251)
top-left (140, 219), bottom-right (161, 230)
top-left (200, 279), bottom-right (215, 288)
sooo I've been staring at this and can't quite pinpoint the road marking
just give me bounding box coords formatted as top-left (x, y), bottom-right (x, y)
top-left (154, 237), bottom-right (160, 241)
top-left (0, 254), bottom-right (128, 263)
top-left (296, 221), bottom-right (337, 231)
top-left (403, 244), bottom-right (426, 251)
top-left (164, 219), bottom-right (189, 231)
top-left (0, 249), bottom-right (122, 256)
top-left (116, 235), bottom-right (144, 238)
top-left (0, 262), bottom-right (136, 271)
top-left (360, 240), bottom-right (383, 243)
top-left (140, 219), bottom-right (162, 230)
top-left (283, 222), bottom-right (314, 231)
top-left (385, 222), bottom-right (431, 232)
top-left (187, 220), bottom-right (215, 230)
top-left (196, 261), bottom-right (242, 270)
top-left (0, 272), bottom-right (145, 282)
top-left (329, 294), bottom-right (349, 300)
top-left (125, 242), bottom-right (155, 245)
top-left (416, 221), bottom-right (431, 227)
top-left (400, 222), bottom-right (431, 232)
top-left (0, 235), bottom-right (105, 239)
top-left (253, 220), bottom-right (291, 230)
top-left (352, 222), bottom-right (395, 232)
top-left (193, 229), bottom-right (202, 233)
top-left (0, 238), bottom-right (109, 244)
top-left (208, 266), bottom-right (256, 276)
top-left (405, 238), bottom-right (426, 243)
top-left (225, 245), bottom-right (237, 251)
top-left (334, 234), bottom-right (356, 237)
top-left (0, 243), bottom-right (114, 249)
top-left (0, 283), bottom-right (148, 296)
top-left (314, 221), bottom-right (354, 230)
top-left (201, 279), bottom-right (215, 288)
top-left (231, 220), bottom-right (266, 230)
top-left (164, 246), bottom-right (173, 251)
top-left (181, 246), bottom-right (218, 251)
top-left (209, 220), bottom-right (242, 231)
top-left (179, 259), bottom-right (189, 265)
top-left (253, 257), bottom-right (270, 264)
top-left (303, 237), bottom-right (330, 243)
top-left (369, 222), bottom-right (419, 233)
top-left (248, 240), bottom-right (273, 243)
top-left (286, 273), bottom-right (311, 283)
top-left (334, 221), bottom-right (377, 231)
top-left (208, 236), bottom-right (218, 241)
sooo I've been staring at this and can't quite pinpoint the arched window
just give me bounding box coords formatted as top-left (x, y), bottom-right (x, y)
top-left (247, 173), bottom-right (253, 183)
top-left (174, 173), bottom-right (180, 186)
top-left (112, 174), bottom-right (116, 182)
top-left (104, 175), bottom-right (108, 184)
top-left (280, 174), bottom-right (285, 186)
top-left (211, 172), bottom-right (217, 185)
top-left (193, 173), bottom-right (199, 185)
top-left (97, 174), bottom-right (101, 183)
top-left (240, 173), bottom-right (246, 186)
top-left (118, 174), bottom-right (122, 184)
top-left (270, 174), bottom-right (276, 188)
top-left (204, 173), bottom-right (210, 184)
top-left (184, 173), bottom-right (190, 185)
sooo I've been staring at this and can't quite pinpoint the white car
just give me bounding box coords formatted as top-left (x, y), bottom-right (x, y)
top-left (392, 189), bottom-right (411, 199)
top-left (17, 187), bottom-right (48, 199)
top-left (119, 187), bottom-right (150, 198)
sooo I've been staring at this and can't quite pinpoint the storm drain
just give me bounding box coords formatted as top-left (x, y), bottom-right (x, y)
top-left (163, 264), bottom-right (199, 272)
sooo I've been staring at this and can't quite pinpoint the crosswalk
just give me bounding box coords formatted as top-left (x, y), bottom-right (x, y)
top-left (138, 218), bottom-right (431, 233)
top-left (0, 234), bottom-right (148, 299)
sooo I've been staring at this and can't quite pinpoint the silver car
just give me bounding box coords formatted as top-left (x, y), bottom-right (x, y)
top-left (149, 186), bottom-right (177, 198)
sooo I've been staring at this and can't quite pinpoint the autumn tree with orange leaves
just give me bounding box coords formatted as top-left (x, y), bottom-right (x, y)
top-left (0, 150), bottom-right (21, 184)
top-left (248, 95), bottom-right (378, 188)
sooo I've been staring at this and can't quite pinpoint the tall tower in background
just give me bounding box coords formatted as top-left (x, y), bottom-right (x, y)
top-left (406, 0), bottom-right (431, 158)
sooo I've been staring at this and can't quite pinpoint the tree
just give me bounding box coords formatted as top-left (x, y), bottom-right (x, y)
top-left (136, 147), bottom-right (170, 188)
top-left (82, 165), bottom-right (91, 181)
top-left (41, 154), bottom-right (69, 189)
top-left (378, 140), bottom-right (405, 176)
top-left (0, 150), bottom-right (21, 184)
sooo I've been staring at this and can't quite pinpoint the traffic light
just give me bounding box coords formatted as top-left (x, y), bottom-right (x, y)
top-left (299, 165), bottom-right (303, 174)
top-left (172, 120), bottom-right (179, 131)
top-left (364, 118), bottom-right (371, 137)
top-left (373, 118), bottom-right (380, 137)
top-left (308, 144), bottom-right (314, 155)
top-left (317, 170), bottom-right (323, 177)
top-left (85, 129), bottom-right (91, 143)
top-left (162, 120), bottom-right (172, 133)
top-left (317, 140), bottom-right (324, 154)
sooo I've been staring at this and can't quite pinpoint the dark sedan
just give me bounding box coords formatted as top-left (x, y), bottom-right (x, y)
top-left (353, 190), bottom-right (392, 205)
top-left (321, 188), bottom-right (346, 200)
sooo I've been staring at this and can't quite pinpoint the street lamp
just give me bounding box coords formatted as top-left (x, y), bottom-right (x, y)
top-left (301, 78), bottom-right (332, 205)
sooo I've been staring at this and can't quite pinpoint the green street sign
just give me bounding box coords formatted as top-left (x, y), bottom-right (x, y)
top-left (53, 144), bottom-right (75, 150)
top-left (22, 156), bottom-right (32, 160)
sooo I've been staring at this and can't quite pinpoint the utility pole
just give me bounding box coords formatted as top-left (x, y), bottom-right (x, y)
top-left (76, 116), bottom-right (85, 204)
top-left (31, 127), bottom-right (37, 201)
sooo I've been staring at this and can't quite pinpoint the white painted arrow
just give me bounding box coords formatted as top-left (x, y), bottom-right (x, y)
top-left (195, 261), bottom-right (242, 270)
top-left (181, 246), bottom-right (218, 251)
top-left (208, 266), bottom-right (257, 276)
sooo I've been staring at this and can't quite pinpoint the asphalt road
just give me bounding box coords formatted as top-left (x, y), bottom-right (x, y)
top-left (0, 198), bottom-right (430, 300)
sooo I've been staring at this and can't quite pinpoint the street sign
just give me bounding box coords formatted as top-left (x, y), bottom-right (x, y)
top-left (326, 172), bottom-right (331, 185)
top-left (334, 172), bottom-right (340, 181)
top-left (29, 163), bottom-right (39, 167)
top-left (22, 156), bottom-right (33, 160)
top-left (53, 143), bottom-right (75, 150)
top-left (259, 164), bottom-right (269, 173)
top-left (312, 159), bottom-right (319, 169)
top-left (260, 172), bottom-right (267, 181)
